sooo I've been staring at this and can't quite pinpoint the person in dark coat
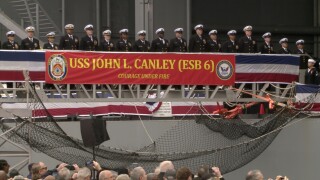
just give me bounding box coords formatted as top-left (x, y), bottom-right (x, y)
top-left (59, 24), bottom-right (80, 50)
top-left (2, 31), bottom-right (19, 50)
top-left (43, 32), bottom-right (59, 50)
top-left (133, 30), bottom-right (150, 52)
top-left (188, 24), bottom-right (207, 52)
top-left (221, 30), bottom-right (239, 53)
top-left (277, 38), bottom-right (292, 54)
top-left (294, 39), bottom-right (309, 69)
top-left (79, 24), bottom-right (99, 51)
top-left (150, 28), bottom-right (169, 52)
top-left (259, 32), bottom-right (275, 54)
top-left (169, 28), bottom-right (187, 52)
top-left (100, 30), bottom-right (115, 51)
top-left (238, 25), bottom-right (257, 53)
top-left (207, 29), bottom-right (221, 52)
top-left (305, 59), bottom-right (318, 85)
top-left (20, 26), bottom-right (40, 50)
top-left (116, 29), bottom-right (133, 52)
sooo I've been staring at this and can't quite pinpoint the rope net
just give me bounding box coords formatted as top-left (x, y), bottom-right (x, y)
top-left (0, 81), bottom-right (313, 174)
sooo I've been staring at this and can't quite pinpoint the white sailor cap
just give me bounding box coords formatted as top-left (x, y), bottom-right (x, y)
top-left (102, 30), bottom-right (111, 35)
top-left (155, 28), bottom-right (165, 34)
top-left (174, 28), bottom-right (183, 33)
top-left (227, 30), bottom-right (237, 35)
top-left (209, 30), bottom-right (218, 35)
top-left (65, 24), bottom-right (74, 30)
top-left (84, 24), bottom-right (94, 30)
top-left (194, 24), bottom-right (203, 30)
top-left (137, 30), bottom-right (146, 35)
top-left (243, 25), bottom-right (253, 31)
top-left (119, 29), bottom-right (129, 34)
top-left (25, 26), bottom-right (35, 32)
top-left (296, 39), bottom-right (304, 45)
top-left (279, 38), bottom-right (288, 44)
top-left (308, 59), bottom-right (316, 63)
top-left (46, 32), bottom-right (56, 37)
top-left (6, 31), bottom-right (15, 36)
top-left (262, 32), bottom-right (271, 38)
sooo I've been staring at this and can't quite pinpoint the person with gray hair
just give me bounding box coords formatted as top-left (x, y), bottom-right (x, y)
top-left (146, 173), bottom-right (157, 180)
top-left (246, 170), bottom-right (264, 180)
top-left (115, 174), bottom-right (129, 180)
top-left (130, 167), bottom-right (146, 180)
top-left (99, 170), bottom-right (115, 180)
top-left (57, 167), bottom-right (71, 180)
top-left (158, 161), bottom-right (174, 180)
top-left (77, 167), bottom-right (91, 180)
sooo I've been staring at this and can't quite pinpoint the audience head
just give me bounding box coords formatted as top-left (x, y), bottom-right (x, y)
top-left (147, 173), bottom-right (158, 180)
top-left (115, 174), bottom-right (130, 180)
top-left (159, 161), bottom-right (174, 173)
top-left (246, 170), bottom-right (264, 180)
top-left (77, 167), bottom-right (91, 180)
top-left (99, 170), bottom-right (115, 180)
top-left (164, 169), bottom-right (176, 180)
top-left (31, 163), bottom-right (42, 180)
top-left (39, 161), bottom-right (48, 176)
top-left (0, 160), bottom-right (10, 174)
top-left (176, 167), bottom-right (192, 180)
top-left (9, 169), bottom-right (19, 178)
top-left (130, 167), bottom-right (146, 180)
top-left (44, 175), bottom-right (56, 180)
top-left (0, 171), bottom-right (7, 180)
top-left (57, 167), bottom-right (71, 180)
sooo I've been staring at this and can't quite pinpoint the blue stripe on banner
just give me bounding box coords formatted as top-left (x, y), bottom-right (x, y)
top-left (0, 51), bottom-right (45, 62)
top-left (236, 55), bottom-right (300, 66)
top-left (296, 84), bottom-right (320, 93)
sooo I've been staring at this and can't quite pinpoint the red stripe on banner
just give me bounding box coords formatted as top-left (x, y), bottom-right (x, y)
top-left (0, 71), bottom-right (45, 81)
top-left (236, 73), bottom-right (298, 83)
top-left (33, 105), bottom-right (219, 117)
top-left (295, 103), bottom-right (320, 111)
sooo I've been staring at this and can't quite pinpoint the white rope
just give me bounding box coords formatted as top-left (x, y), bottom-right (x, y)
top-left (270, 83), bottom-right (295, 90)
top-left (134, 105), bottom-right (154, 144)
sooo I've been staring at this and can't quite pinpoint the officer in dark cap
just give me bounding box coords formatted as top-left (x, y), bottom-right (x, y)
top-left (79, 24), bottom-right (99, 51)
top-left (238, 25), bottom-right (257, 53)
top-left (151, 28), bottom-right (169, 52)
top-left (207, 30), bottom-right (221, 52)
top-left (99, 30), bottom-right (115, 51)
top-left (259, 32), bottom-right (275, 54)
top-left (2, 31), bottom-right (19, 50)
top-left (59, 24), bottom-right (79, 50)
top-left (43, 32), bottom-right (59, 50)
top-left (221, 30), bottom-right (239, 53)
top-left (20, 26), bottom-right (40, 50)
top-left (116, 29), bottom-right (132, 51)
top-left (295, 39), bottom-right (309, 69)
top-left (189, 24), bottom-right (207, 52)
top-left (169, 28), bottom-right (187, 52)
top-left (305, 59), bottom-right (318, 85)
top-left (277, 38), bottom-right (292, 54)
top-left (133, 30), bottom-right (150, 52)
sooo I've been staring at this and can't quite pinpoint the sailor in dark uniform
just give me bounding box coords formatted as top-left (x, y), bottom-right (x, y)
top-left (43, 32), bottom-right (59, 50)
top-left (150, 28), bottom-right (169, 52)
top-left (133, 30), bottom-right (150, 52)
top-left (188, 24), bottom-right (207, 52)
top-left (207, 30), bottom-right (221, 52)
top-left (116, 29), bottom-right (132, 52)
top-left (169, 28), bottom-right (187, 52)
top-left (99, 30), bottom-right (115, 51)
top-left (221, 30), bottom-right (239, 53)
top-left (2, 31), bottom-right (19, 50)
top-left (20, 26), bottom-right (40, 50)
top-left (238, 25), bottom-right (257, 53)
top-left (79, 24), bottom-right (99, 51)
top-left (305, 59), bottom-right (318, 85)
top-left (59, 24), bottom-right (79, 50)
top-left (277, 38), bottom-right (292, 54)
top-left (259, 32), bottom-right (275, 54)
top-left (294, 39), bottom-right (309, 69)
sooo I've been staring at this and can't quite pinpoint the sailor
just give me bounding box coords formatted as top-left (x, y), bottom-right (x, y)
top-left (2, 31), bottom-right (19, 50)
top-left (238, 25), bottom-right (257, 53)
top-left (150, 28), bottom-right (169, 52)
top-left (188, 24), bottom-right (207, 52)
top-left (59, 24), bottom-right (79, 50)
top-left (20, 26), bottom-right (40, 50)
top-left (305, 59), bottom-right (318, 85)
top-left (221, 30), bottom-right (238, 53)
top-left (133, 30), bottom-right (150, 52)
top-left (43, 32), bottom-right (59, 50)
top-left (99, 30), bottom-right (115, 51)
top-left (116, 29), bottom-right (132, 51)
top-left (207, 29), bottom-right (221, 52)
top-left (294, 39), bottom-right (309, 69)
top-left (277, 38), bottom-right (292, 54)
top-left (79, 24), bottom-right (99, 51)
top-left (169, 28), bottom-right (187, 52)
top-left (259, 32), bottom-right (274, 54)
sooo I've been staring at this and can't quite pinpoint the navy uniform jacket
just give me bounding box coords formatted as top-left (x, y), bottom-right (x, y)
top-left (169, 38), bottom-right (187, 52)
top-left (116, 39), bottom-right (132, 52)
top-left (295, 49), bottom-right (308, 69)
top-left (79, 35), bottom-right (99, 51)
top-left (2, 41), bottom-right (20, 50)
top-left (59, 34), bottom-right (80, 50)
top-left (259, 43), bottom-right (275, 54)
top-left (277, 48), bottom-right (292, 54)
top-left (99, 40), bottom-right (115, 51)
top-left (238, 36), bottom-right (257, 53)
top-left (133, 39), bottom-right (150, 52)
top-left (207, 39), bottom-right (221, 52)
top-left (221, 40), bottom-right (239, 53)
top-left (43, 42), bottom-right (59, 50)
top-left (305, 68), bottom-right (318, 85)
top-left (20, 38), bottom-right (40, 50)
top-left (188, 35), bottom-right (207, 52)
top-left (150, 38), bottom-right (169, 52)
